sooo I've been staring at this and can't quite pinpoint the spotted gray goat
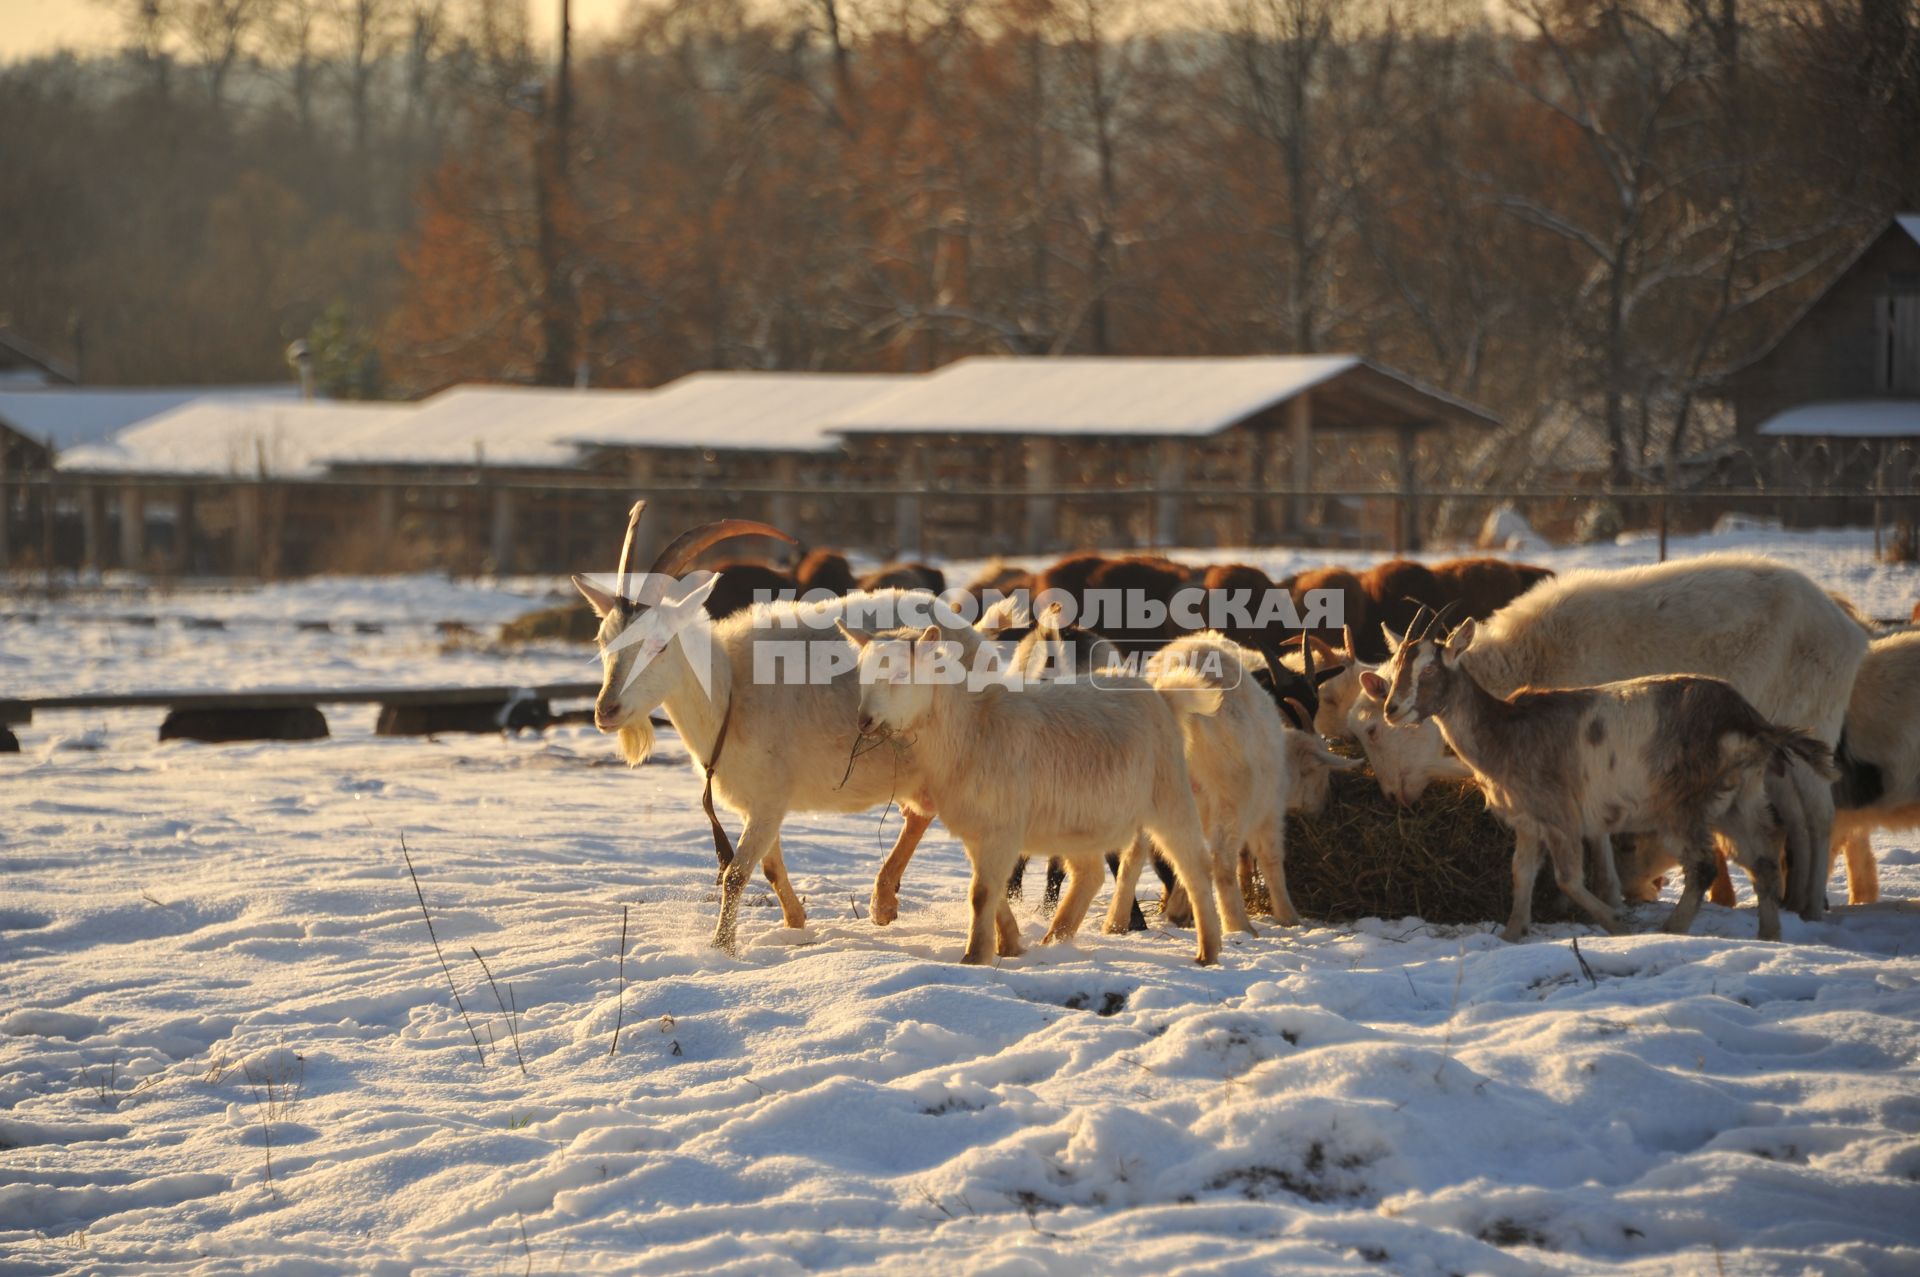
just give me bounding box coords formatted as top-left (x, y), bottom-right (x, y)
top-left (1378, 606), bottom-right (1836, 942)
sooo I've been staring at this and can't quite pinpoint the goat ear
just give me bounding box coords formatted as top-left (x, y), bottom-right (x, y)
top-left (574, 573), bottom-right (619, 619)
top-left (1380, 622), bottom-right (1404, 655)
top-left (835, 619), bottom-right (873, 649)
top-left (1443, 617), bottom-right (1476, 662)
top-left (1359, 669), bottom-right (1389, 700)
top-left (919, 624), bottom-right (942, 644)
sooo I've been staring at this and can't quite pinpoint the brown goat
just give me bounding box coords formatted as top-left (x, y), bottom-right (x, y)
top-left (1287, 566), bottom-right (1370, 655)
top-left (795, 549), bottom-right (857, 596)
top-left (1360, 559), bottom-right (1444, 642)
top-left (1203, 562), bottom-right (1285, 651)
top-left (1086, 555), bottom-right (1195, 648)
top-left (1033, 552), bottom-right (1109, 604)
top-left (859, 562), bottom-right (947, 593)
top-left (962, 561), bottom-right (1033, 607)
top-left (1429, 557), bottom-right (1553, 622)
top-left (702, 562), bottom-right (797, 618)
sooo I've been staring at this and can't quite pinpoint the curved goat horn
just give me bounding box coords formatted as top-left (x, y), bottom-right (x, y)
top-left (1342, 623), bottom-right (1358, 663)
top-left (650, 519), bottom-right (798, 578)
top-left (638, 517), bottom-right (799, 604)
top-left (1431, 599), bottom-right (1466, 638)
top-left (614, 500), bottom-right (648, 600)
top-left (1300, 624), bottom-right (1315, 683)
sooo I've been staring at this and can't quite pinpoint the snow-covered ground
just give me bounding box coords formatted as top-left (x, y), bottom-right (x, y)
top-left (3, 529), bottom-right (1919, 1274)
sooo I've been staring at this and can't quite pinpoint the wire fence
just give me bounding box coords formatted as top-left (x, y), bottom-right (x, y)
top-left (3, 457), bottom-right (1916, 580)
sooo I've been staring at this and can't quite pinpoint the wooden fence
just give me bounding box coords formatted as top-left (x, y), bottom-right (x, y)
top-left (4, 470), bottom-right (1917, 579)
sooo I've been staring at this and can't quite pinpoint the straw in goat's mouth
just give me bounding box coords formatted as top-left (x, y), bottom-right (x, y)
top-left (837, 725), bottom-right (898, 789)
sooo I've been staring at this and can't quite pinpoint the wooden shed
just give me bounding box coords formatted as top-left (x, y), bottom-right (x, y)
top-left (824, 355), bottom-right (1500, 556)
top-left (1709, 214), bottom-right (1920, 522)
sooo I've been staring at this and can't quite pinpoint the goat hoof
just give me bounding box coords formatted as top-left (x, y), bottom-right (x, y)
top-left (870, 898), bottom-right (897, 927)
top-left (1498, 924), bottom-right (1526, 943)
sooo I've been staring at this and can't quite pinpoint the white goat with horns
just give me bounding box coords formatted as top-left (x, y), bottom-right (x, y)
top-left (575, 501), bottom-right (955, 953)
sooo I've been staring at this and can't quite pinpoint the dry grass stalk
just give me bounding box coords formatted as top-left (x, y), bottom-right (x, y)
top-left (403, 835), bottom-right (486, 1065)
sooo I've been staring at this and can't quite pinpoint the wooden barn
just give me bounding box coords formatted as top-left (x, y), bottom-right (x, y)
top-left (1713, 214), bottom-right (1920, 502)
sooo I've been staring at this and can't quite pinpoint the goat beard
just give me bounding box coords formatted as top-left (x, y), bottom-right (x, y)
top-left (617, 717), bottom-right (656, 768)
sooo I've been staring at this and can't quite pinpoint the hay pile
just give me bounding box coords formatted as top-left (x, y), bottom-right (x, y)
top-left (499, 601), bottom-right (597, 645)
top-left (1281, 755), bottom-right (1566, 926)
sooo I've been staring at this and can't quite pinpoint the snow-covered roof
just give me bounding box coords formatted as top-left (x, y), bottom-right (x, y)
top-left (822, 356), bottom-right (1352, 437)
top-left (58, 398), bottom-right (412, 476)
top-left (325, 385), bottom-right (653, 469)
top-left (821, 355), bottom-right (1492, 437)
top-left (0, 384), bottom-right (298, 452)
top-left (572, 372), bottom-right (921, 454)
top-left (1756, 400), bottom-right (1920, 440)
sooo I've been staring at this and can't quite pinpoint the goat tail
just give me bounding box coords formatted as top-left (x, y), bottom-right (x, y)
top-left (1736, 715), bottom-right (1837, 783)
top-left (1767, 726), bottom-right (1838, 781)
top-left (1151, 665), bottom-right (1224, 719)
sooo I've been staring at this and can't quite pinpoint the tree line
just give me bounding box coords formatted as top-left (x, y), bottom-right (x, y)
top-left (1, 0), bottom-right (1915, 485)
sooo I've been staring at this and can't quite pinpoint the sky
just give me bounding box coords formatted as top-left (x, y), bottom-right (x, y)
top-left (0, 0), bottom-right (636, 64)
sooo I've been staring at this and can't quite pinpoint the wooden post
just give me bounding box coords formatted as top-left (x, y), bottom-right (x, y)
top-left (770, 454), bottom-right (799, 532)
top-left (0, 438), bottom-right (10, 573)
top-left (1286, 393), bottom-right (1312, 536)
top-left (490, 487), bottom-right (516, 575)
top-left (1874, 441), bottom-right (1887, 559)
top-left (626, 450), bottom-right (668, 573)
top-left (1025, 437), bottom-right (1057, 553)
top-left (1154, 437), bottom-right (1185, 548)
top-left (174, 485), bottom-right (196, 575)
top-left (1394, 422), bottom-right (1420, 554)
top-left (80, 484), bottom-right (104, 571)
top-left (376, 485), bottom-right (398, 541)
top-left (1244, 428), bottom-right (1274, 537)
top-left (118, 485), bottom-right (145, 570)
top-left (234, 483), bottom-right (263, 578)
top-left (894, 442), bottom-right (924, 558)
top-left (41, 480), bottom-right (55, 586)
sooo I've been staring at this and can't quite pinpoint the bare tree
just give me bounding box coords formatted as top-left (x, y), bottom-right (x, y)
top-left (266, 0), bottom-right (323, 135)
top-left (174, 0), bottom-right (266, 112)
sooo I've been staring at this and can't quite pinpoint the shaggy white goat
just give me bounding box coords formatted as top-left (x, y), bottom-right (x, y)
top-left (838, 620), bottom-right (1227, 965)
top-left (1353, 555), bottom-right (1867, 919)
top-left (866, 599), bottom-right (1126, 925)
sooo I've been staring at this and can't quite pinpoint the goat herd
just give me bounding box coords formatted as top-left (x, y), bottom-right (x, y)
top-left (571, 503), bottom-right (1917, 965)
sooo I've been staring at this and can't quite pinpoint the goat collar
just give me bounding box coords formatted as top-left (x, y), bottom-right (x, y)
top-left (701, 696), bottom-right (737, 876)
